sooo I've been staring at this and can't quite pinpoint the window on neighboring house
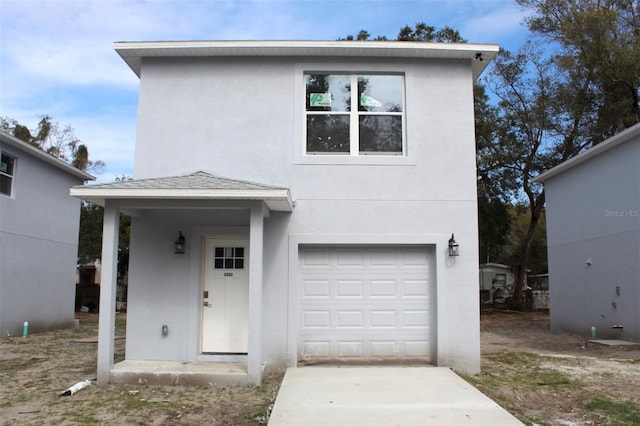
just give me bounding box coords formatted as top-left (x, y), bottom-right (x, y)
top-left (305, 73), bottom-right (405, 156)
top-left (0, 153), bottom-right (15, 196)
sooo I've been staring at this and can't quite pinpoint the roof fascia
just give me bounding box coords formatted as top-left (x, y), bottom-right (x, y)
top-left (1, 131), bottom-right (96, 181)
top-left (69, 187), bottom-right (294, 211)
top-left (114, 40), bottom-right (500, 80)
top-left (535, 123), bottom-right (640, 183)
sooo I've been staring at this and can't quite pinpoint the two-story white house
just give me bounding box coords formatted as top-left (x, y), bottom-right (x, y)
top-left (1, 130), bottom-right (94, 336)
top-left (72, 40), bottom-right (498, 385)
top-left (536, 123), bottom-right (640, 342)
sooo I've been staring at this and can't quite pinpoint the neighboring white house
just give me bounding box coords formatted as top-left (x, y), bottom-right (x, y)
top-left (71, 40), bottom-right (499, 385)
top-left (0, 131), bottom-right (94, 336)
top-left (535, 123), bottom-right (640, 341)
top-left (479, 263), bottom-right (515, 305)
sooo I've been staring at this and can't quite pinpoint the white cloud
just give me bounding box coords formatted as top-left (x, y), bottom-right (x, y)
top-left (1, 0), bottom-right (533, 182)
top-left (460, 2), bottom-right (531, 47)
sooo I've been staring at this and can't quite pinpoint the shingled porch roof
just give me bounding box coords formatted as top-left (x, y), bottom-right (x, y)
top-left (70, 171), bottom-right (294, 212)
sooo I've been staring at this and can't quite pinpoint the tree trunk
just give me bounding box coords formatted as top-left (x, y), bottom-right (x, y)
top-left (511, 194), bottom-right (545, 309)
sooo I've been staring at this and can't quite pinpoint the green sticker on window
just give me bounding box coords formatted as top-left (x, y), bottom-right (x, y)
top-left (0, 162), bottom-right (6, 173)
top-left (360, 93), bottom-right (382, 107)
top-left (310, 93), bottom-right (331, 107)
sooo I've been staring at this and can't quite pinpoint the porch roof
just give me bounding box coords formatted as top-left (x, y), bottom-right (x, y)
top-left (70, 171), bottom-right (294, 212)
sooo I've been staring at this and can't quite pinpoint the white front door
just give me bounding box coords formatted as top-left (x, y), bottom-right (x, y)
top-left (202, 238), bottom-right (249, 353)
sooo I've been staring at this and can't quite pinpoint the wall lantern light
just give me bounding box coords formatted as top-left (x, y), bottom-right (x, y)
top-left (174, 231), bottom-right (186, 254)
top-left (448, 233), bottom-right (459, 257)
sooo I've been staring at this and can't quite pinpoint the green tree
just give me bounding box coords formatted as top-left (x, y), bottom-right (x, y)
top-left (518, 0), bottom-right (640, 133)
top-left (396, 22), bottom-right (465, 42)
top-left (480, 0), bottom-right (640, 307)
top-left (475, 84), bottom-right (513, 264)
top-left (342, 22), bottom-right (465, 43)
top-left (0, 115), bottom-right (105, 173)
top-left (480, 43), bottom-right (593, 306)
top-left (78, 202), bottom-right (104, 265)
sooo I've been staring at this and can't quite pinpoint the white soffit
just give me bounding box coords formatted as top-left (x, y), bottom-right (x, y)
top-left (114, 40), bottom-right (500, 80)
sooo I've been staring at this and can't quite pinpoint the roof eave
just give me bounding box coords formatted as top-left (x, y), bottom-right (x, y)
top-left (1, 131), bottom-right (96, 181)
top-left (114, 40), bottom-right (500, 80)
top-left (535, 123), bottom-right (640, 183)
top-left (69, 187), bottom-right (295, 212)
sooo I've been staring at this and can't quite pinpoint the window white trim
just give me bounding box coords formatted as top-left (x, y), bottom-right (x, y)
top-left (0, 152), bottom-right (16, 197)
top-left (293, 63), bottom-right (416, 166)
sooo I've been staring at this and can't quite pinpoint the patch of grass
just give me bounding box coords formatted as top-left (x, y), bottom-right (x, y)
top-left (527, 416), bottom-right (552, 426)
top-left (586, 397), bottom-right (640, 425)
top-left (482, 351), bottom-right (584, 391)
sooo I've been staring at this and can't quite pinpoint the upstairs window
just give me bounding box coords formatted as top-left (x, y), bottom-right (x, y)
top-left (305, 73), bottom-right (405, 156)
top-left (0, 153), bottom-right (15, 196)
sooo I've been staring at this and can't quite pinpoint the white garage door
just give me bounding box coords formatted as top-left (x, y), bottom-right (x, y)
top-left (298, 245), bottom-right (435, 364)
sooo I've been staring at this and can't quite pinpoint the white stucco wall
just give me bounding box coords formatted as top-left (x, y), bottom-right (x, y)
top-left (544, 135), bottom-right (640, 341)
top-left (0, 142), bottom-right (84, 336)
top-left (125, 55), bottom-right (481, 373)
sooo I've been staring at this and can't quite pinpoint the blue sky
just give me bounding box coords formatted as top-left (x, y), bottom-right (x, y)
top-left (0, 0), bottom-right (530, 182)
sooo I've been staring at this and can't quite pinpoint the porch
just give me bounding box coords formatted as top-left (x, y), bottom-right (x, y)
top-left (70, 171), bottom-right (294, 386)
top-left (110, 360), bottom-right (267, 386)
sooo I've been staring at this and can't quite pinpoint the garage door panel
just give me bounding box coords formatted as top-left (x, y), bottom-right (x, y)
top-left (336, 310), bottom-right (365, 328)
top-left (370, 310), bottom-right (398, 328)
top-left (303, 310), bottom-right (331, 328)
top-left (403, 310), bottom-right (430, 327)
top-left (370, 341), bottom-right (398, 357)
top-left (303, 341), bottom-right (330, 357)
top-left (370, 279), bottom-right (397, 297)
top-left (337, 341), bottom-right (364, 357)
top-left (299, 245), bottom-right (435, 364)
top-left (400, 250), bottom-right (431, 266)
top-left (336, 280), bottom-right (364, 297)
top-left (403, 279), bottom-right (429, 297)
top-left (301, 249), bottom-right (332, 267)
top-left (335, 250), bottom-right (365, 268)
top-left (303, 279), bottom-right (331, 297)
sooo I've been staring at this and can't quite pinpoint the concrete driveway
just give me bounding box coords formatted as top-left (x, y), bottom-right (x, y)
top-left (268, 366), bottom-right (523, 426)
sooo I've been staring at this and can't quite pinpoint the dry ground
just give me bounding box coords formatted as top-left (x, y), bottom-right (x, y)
top-left (0, 314), bottom-right (282, 425)
top-left (1, 310), bottom-right (639, 425)
top-left (474, 310), bottom-right (640, 425)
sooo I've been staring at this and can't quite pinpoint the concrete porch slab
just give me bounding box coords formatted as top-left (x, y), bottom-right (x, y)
top-left (110, 360), bottom-right (263, 386)
top-left (268, 366), bottom-right (523, 426)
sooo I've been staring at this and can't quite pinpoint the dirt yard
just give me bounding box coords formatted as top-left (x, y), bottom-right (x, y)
top-left (0, 314), bottom-right (282, 425)
top-left (1, 310), bottom-right (639, 425)
top-left (476, 310), bottom-right (640, 425)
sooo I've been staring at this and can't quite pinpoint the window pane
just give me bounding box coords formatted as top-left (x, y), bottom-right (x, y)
top-left (235, 247), bottom-right (244, 257)
top-left (358, 76), bottom-right (403, 112)
top-left (1, 154), bottom-right (15, 175)
top-left (306, 115), bottom-right (350, 153)
top-left (359, 116), bottom-right (403, 153)
top-left (235, 259), bottom-right (244, 269)
top-left (214, 259), bottom-right (224, 269)
top-left (224, 259), bottom-right (234, 269)
top-left (224, 247), bottom-right (233, 257)
top-left (0, 175), bottom-right (11, 196)
top-left (306, 74), bottom-right (350, 112)
top-left (215, 247), bottom-right (224, 257)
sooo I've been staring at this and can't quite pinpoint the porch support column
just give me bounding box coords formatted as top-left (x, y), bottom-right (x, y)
top-left (97, 204), bottom-right (120, 384)
top-left (247, 203), bottom-right (266, 385)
